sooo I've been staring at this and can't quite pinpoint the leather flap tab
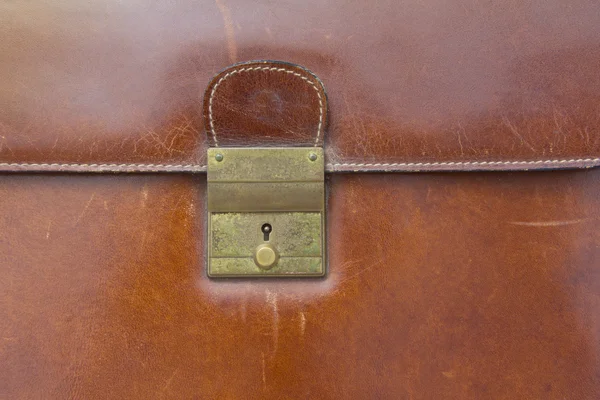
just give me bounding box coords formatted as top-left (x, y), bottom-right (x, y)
top-left (203, 61), bottom-right (327, 148)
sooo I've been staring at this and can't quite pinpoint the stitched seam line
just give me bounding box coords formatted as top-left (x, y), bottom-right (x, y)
top-left (329, 158), bottom-right (600, 168)
top-left (208, 66), bottom-right (324, 147)
top-left (0, 163), bottom-right (206, 171)
top-left (0, 158), bottom-right (598, 172)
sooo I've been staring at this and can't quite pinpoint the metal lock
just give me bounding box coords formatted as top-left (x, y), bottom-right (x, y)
top-left (207, 147), bottom-right (326, 277)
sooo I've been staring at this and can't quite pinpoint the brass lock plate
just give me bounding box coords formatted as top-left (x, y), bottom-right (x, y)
top-left (207, 148), bottom-right (325, 277)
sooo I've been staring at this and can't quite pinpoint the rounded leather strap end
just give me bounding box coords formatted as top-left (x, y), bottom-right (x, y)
top-left (203, 61), bottom-right (327, 148)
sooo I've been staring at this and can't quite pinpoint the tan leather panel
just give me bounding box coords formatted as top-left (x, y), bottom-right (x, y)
top-left (1, 171), bottom-right (599, 398)
top-left (2, 1), bottom-right (600, 169)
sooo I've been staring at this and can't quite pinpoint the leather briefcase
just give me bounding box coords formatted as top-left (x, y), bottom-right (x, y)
top-left (2, 1), bottom-right (600, 399)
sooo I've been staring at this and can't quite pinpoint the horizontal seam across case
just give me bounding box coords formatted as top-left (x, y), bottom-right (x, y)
top-left (0, 158), bottom-right (599, 173)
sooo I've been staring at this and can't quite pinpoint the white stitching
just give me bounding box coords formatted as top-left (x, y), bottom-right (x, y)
top-left (0, 163), bottom-right (206, 172)
top-left (0, 158), bottom-right (598, 173)
top-left (208, 66), bottom-right (324, 147)
top-left (328, 158), bottom-right (600, 169)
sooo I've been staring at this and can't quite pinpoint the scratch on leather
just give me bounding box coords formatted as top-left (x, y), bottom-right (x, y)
top-left (509, 218), bottom-right (594, 227)
top-left (214, 0), bottom-right (237, 63)
top-left (265, 290), bottom-right (279, 357)
top-left (75, 193), bottom-right (96, 225)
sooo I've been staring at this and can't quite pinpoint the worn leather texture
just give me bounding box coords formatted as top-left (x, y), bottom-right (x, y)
top-left (1, 1), bottom-right (600, 171)
top-left (2, 172), bottom-right (600, 399)
top-left (204, 61), bottom-right (327, 148)
top-left (2, 1), bottom-right (600, 399)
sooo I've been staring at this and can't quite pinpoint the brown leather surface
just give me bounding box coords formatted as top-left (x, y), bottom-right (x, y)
top-left (2, 171), bottom-right (600, 399)
top-left (2, 1), bottom-right (600, 170)
top-left (3, 1), bottom-right (600, 398)
top-left (203, 61), bottom-right (327, 148)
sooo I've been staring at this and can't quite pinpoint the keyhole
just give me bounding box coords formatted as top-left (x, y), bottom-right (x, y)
top-left (262, 223), bottom-right (272, 241)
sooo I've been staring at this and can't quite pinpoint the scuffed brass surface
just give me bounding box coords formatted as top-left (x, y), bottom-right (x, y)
top-left (211, 212), bottom-right (321, 257)
top-left (208, 182), bottom-right (323, 212)
top-left (207, 148), bottom-right (323, 183)
top-left (208, 211), bottom-right (324, 277)
top-left (254, 244), bottom-right (279, 270)
top-left (210, 257), bottom-right (323, 276)
top-left (207, 148), bottom-right (324, 212)
top-left (207, 147), bottom-right (325, 278)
